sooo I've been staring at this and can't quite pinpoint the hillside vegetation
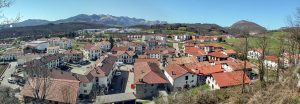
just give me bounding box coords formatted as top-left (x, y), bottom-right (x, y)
top-left (154, 66), bottom-right (300, 104)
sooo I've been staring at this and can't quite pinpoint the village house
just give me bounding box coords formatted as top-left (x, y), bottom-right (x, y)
top-left (111, 46), bottom-right (130, 54)
top-left (82, 44), bottom-right (102, 60)
top-left (183, 62), bottom-right (223, 85)
top-left (63, 49), bottom-right (83, 63)
top-left (144, 47), bottom-right (176, 60)
top-left (134, 62), bottom-right (169, 99)
top-left (47, 46), bottom-right (60, 54)
top-left (173, 34), bottom-right (191, 41)
top-left (208, 51), bottom-right (228, 61)
top-left (113, 51), bottom-right (135, 64)
top-left (247, 48), bottom-right (263, 59)
top-left (21, 54), bottom-right (65, 75)
top-left (184, 47), bottom-right (207, 62)
top-left (223, 49), bottom-right (237, 58)
top-left (164, 64), bottom-right (197, 90)
top-left (0, 48), bottom-right (23, 61)
top-left (192, 36), bottom-right (218, 42)
top-left (96, 41), bottom-right (111, 51)
top-left (264, 55), bottom-right (278, 69)
top-left (88, 55), bottom-right (118, 90)
top-left (207, 71), bottom-right (251, 90)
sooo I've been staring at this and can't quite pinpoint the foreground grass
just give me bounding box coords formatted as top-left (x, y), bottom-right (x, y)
top-left (154, 67), bottom-right (300, 104)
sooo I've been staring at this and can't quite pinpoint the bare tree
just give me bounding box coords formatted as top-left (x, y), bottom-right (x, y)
top-left (256, 33), bottom-right (269, 89)
top-left (276, 35), bottom-right (286, 82)
top-left (0, 0), bottom-right (20, 25)
top-left (24, 66), bottom-right (53, 103)
top-left (242, 33), bottom-right (249, 93)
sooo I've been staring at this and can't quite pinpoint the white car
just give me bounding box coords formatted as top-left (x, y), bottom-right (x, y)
top-left (7, 77), bottom-right (16, 84)
top-left (115, 72), bottom-right (122, 76)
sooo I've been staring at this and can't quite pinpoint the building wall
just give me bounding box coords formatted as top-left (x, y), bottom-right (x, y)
top-left (206, 76), bottom-right (220, 90)
top-left (136, 84), bottom-right (166, 99)
top-left (173, 73), bottom-right (197, 89)
top-left (79, 82), bottom-right (93, 95)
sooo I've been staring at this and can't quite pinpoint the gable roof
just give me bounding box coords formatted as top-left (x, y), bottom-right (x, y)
top-left (208, 51), bottom-right (228, 58)
top-left (198, 64), bottom-right (223, 75)
top-left (111, 46), bottom-right (129, 52)
top-left (89, 55), bottom-right (117, 77)
top-left (21, 78), bottom-right (80, 104)
top-left (223, 49), bottom-right (237, 55)
top-left (168, 56), bottom-right (198, 65)
top-left (185, 47), bottom-right (206, 56)
top-left (166, 64), bottom-right (189, 79)
top-left (212, 71), bottom-right (251, 88)
top-left (134, 62), bottom-right (169, 84)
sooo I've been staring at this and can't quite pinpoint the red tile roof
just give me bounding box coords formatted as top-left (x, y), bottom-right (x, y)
top-left (185, 47), bottom-right (206, 56)
top-left (166, 64), bottom-right (189, 79)
top-left (208, 51), bottom-right (228, 58)
top-left (198, 64), bottom-right (223, 75)
top-left (168, 56), bottom-right (198, 65)
top-left (134, 62), bottom-right (169, 84)
top-left (265, 55), bottom-right (278, 62)
top-left (111, 46), bottom-right (129, 52)
top-left (21, 78), bottom-right (80, 104)
top-left (212, 71), bottom-right (251, 88)
top-left (223, 49), bottom-right (237, 55)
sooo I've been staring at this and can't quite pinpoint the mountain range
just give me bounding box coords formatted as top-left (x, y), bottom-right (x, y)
top-left (9, 14), bottom-right (167, 27)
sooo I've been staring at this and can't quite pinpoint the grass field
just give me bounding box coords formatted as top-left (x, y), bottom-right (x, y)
top-left (222, 32), bottom-right (288, 54)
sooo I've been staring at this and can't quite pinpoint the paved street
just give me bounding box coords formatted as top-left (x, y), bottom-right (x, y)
top-left (108, 71), bottom-right (129, 94)
top-left (0, 62), bottom-right (19, 89)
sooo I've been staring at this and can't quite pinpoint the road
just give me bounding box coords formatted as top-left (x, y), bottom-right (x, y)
top-left (108, 70), bottom-right (129, 94)
top-left (0, 62), bottom-right (19, 89)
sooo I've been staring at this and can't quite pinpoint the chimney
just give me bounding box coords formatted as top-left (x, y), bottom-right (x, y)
top-left (172, 71), bottom-right (176, 75)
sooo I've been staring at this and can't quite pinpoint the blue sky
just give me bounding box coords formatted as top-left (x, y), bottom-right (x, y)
top-left (2, 0), bottom-right (299, 29)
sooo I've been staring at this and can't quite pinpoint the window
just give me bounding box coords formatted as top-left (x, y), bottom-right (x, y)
top-left (151, 84), bottom-right (154, 86)
top-left (144, 89), bottom-right (147, 93)
top-left (185, 76), bottom-right (188, 80)
top-left (192, 75), bottom-right (194, 77)
top-left (84, 90), bottom-right (87, 93)
top-left (83, 84), bottom-right (87, 87)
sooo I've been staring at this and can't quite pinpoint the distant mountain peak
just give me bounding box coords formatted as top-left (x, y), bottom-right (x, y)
top-left (9, 14), bottom-right (167, 28)
top-left (230, 20), bottom-right (267, 35)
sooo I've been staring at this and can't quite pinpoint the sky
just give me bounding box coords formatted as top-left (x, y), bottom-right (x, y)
top-left (1, 0), bottom-right (300, 29)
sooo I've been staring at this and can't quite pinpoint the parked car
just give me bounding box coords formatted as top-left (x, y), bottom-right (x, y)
top-left (7, 77), bottom-right (16, 84)
top-left (115, 72), bottom-right (122, 76)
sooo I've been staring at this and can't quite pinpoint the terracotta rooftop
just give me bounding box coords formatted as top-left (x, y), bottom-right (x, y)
top-left (134, 62), bottom-right (169, 84)
top-left (208, 51), bottom-right (228, 58)
top-left (198, 64), bottom-right (223, 75)
top-left (166, 64), bottom-right (189, 79)
top-left (212, 71), bottom-right (251, 88)
top-left (111, 46), bottom-right (129, 52)
top-left (185, 47), bottom-right (206, 56)
top-left (21, 78), bottom-right (80, 104)
top-left (223, 49), bottom-right (237, 55)
top-left (168, 56), bottom-right (198, 65)
top-left (265, 55), bottom-right (278, 62)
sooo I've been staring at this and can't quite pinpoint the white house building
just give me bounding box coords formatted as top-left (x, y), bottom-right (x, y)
top-left (96, 41), bottom-right (111, 51)
top-left (82, 44), bottom-right (102, 60)
top-left (47, 46), bottom-right (60, 54)
top-left (247, 48), bottom-right (262, 59)
top-left (207, 71), bottom-right (251, 90)
top-left (89, 55), bottom-right (118, 90)
top-left (173, 34), bottom-right (191, 41)
top-left (165, 64), bottom-right (197, 90)
top-left (113, 51), bottom-right (135, 64)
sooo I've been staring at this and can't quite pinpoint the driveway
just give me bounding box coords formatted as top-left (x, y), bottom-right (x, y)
top-left (0, 62), bottom-right (19, 89)
top-left (108, 71), bottom-right (129, 94)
